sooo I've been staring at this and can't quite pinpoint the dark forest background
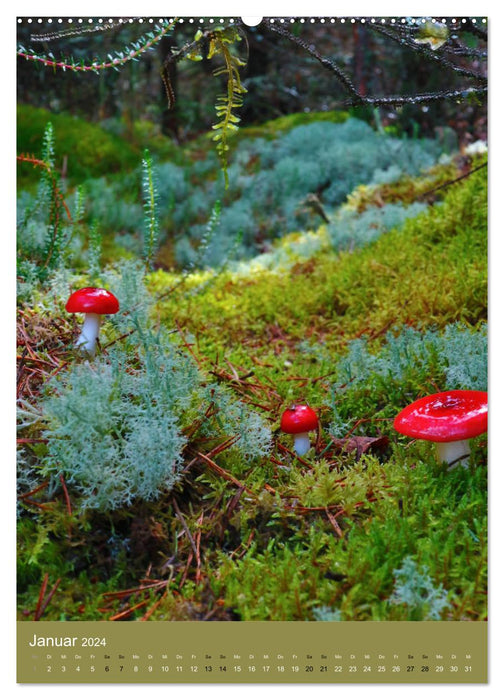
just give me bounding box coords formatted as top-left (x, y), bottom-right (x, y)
top-left (17, 18), bottom-right (487, 147)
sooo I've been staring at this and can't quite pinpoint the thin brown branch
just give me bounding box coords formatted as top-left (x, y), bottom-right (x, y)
top-left (368, 21), bottom-right (487, 83)
top-left (418, 160), bottom-right (487, 200)
top-left (109, 599), bottom-right (150, 621)
top-left (16, 154), bottom-right (73, 222)
top-left (195, 450), bottom-right (257, 497)
top-left (265, 21), bottom-right (364, 103)
top-left (264, 17), bottom-right (486, 109)
top-left (141, 590), bottom-right (168, 621)
top-left (345, 86), bottom-right (487, 108)
top-left (34, 574), bottom-right (61, 621)
top-left (325, 506), bottom-right (344, 538)
top-left (59, 474), bottom-right (72, 516)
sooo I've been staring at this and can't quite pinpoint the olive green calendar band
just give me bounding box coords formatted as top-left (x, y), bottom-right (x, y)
top-left (17, 620), bottom-right (487, 684)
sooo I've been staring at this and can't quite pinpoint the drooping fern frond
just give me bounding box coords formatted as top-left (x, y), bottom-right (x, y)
top-left (141, 149), bottom-right (160, 269)
top-left (207, 27), bottom-right (248, 188)
top-left (162, 25), bottom-right (247, 187)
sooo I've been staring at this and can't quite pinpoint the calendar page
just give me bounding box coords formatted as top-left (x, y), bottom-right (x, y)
top-left (15, 7), bottom-right (488, 686)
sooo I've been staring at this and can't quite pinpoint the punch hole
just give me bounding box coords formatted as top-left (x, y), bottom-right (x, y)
top-left (241, 17), bottom-right (263, 27)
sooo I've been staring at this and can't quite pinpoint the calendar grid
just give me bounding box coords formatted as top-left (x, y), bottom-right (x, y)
top-left (17, 621), bottom-right (487, 683)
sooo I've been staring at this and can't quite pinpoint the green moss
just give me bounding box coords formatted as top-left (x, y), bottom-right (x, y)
top-left (345, 160), bottom-right (461, 212)
top-left (241, 110), bottom-right (350, 139)
top-left (149, 165), bottom-right (487, 369)
top-left (17, 105), bottom-right (141, 185)
top-left (209, 453), bottom-right (486, 621)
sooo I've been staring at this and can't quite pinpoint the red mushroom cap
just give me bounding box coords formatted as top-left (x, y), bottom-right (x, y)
top-left (393, 390), bottom-right (487, 443)
top-left (65, 288), bottom-right (119, 315)
top-left (280, 404), bottom-right (318, 434)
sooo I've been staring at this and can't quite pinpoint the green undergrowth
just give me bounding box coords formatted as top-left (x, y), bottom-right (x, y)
top-left (17, 107), bottom-right (455, 268)
top-left (149, 163), bottom-right (487, 386)
top-left (213, 458), bottom-right (486, 621)
top-left (16, 114), bottom-right (487, 623)
top-left (17, 105), bottom-right (141, 186)
top-left (17, 105), bottom-right (349, 191)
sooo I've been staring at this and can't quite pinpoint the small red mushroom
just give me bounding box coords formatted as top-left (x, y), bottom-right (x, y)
top-left (65, 287), bottom-right (119, 357)
top-left (393, 390), bottom-right (488, 468)
top-left (280, 404), bottom-right (318, 456)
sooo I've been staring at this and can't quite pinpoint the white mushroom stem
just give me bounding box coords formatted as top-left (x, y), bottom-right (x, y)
top-left (435, 440), bottom-right (471, 469)
top-left (293, 432), bottom-right (311, 456)
top-left (75, 313), bottom-right (101, 356)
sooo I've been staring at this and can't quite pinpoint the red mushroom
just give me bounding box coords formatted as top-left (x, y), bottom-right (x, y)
top-left (280, 404), bottom-right (318, 456)
top-left (65, 287), bottom-right (119, 357)
top-left (393, 390), bottom-right (488, 468)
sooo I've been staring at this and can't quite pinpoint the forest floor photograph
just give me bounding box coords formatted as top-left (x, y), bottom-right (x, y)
top-left (16, 15), bottom-right (487, 623)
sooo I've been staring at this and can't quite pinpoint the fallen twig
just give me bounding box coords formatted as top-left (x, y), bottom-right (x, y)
top-left (34, 574), bottom-right (61, 621)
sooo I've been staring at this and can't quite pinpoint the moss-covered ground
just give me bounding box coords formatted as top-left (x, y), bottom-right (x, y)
top-left (16, 112), bottom-right (487, 623)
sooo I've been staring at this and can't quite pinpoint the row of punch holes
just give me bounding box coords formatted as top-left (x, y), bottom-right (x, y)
top-left (17, 17), bottom-right (487, 26)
